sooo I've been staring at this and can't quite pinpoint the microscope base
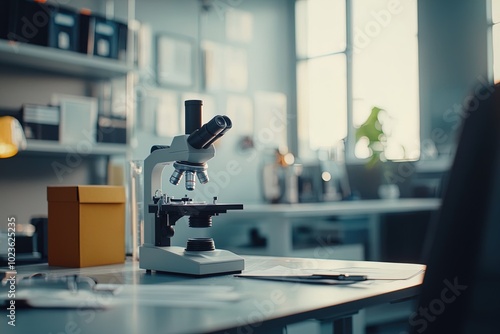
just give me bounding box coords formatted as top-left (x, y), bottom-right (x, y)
top-left (139, 245), bottom-right (245, 276)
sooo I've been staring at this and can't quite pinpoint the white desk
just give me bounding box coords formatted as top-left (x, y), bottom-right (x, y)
top-left (1, 256), bottom-right (425, 334)
top-left (217, 199), bottom-right (440, 260)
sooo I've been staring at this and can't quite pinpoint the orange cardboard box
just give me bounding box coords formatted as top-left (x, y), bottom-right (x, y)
top-left (47, 185), bottom-right (125, 267)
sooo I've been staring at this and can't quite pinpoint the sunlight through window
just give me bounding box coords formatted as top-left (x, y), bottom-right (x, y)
top-left (296, 0), bottom-right (420, 161)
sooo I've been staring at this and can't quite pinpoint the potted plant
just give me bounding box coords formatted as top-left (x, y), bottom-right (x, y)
top-left (355, 106), bottom-right (400, 199)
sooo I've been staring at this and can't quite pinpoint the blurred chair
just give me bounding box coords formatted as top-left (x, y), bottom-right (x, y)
top-left (409, 84), bottom-right (500, 333)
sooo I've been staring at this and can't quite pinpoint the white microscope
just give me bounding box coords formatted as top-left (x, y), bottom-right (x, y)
top-left (139, 100), bottom-right (245, 275)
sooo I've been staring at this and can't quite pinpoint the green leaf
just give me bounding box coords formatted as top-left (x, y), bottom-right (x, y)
top-left (355, 106), bottom-right (387, 168)
top-left (355, 107), bottom-right (384, 142)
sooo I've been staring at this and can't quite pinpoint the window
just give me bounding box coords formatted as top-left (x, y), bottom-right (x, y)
top-left (296, 0), bottom-right (347, 157)
top-left (295, 0), bottom-right (420, 161)
top-left (491, 0), bottom-right (500, 82)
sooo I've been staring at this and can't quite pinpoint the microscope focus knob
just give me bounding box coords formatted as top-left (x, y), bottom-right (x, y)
top-left (166, 225), bottom-right (175, 238)
top-left (186, 238), bottom-right (215, 252)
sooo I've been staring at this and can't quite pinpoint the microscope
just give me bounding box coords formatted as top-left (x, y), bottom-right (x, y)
top-left (139, 100), bottom-right (245, 275)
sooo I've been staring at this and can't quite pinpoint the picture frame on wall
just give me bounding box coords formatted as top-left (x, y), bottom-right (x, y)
top-left (156, 33), bottom-right (194, 88)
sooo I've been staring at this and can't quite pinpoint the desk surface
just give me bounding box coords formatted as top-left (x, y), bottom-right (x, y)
top-left (2, 256), bottom-right (425, 334)
top-left (235, 198), bottom-right (441, 219)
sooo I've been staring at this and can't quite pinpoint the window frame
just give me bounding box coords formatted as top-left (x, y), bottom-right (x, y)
top-left (295, 0), bottom-right (351, 160)
top-left (295, 0), bottom-right (421, 163)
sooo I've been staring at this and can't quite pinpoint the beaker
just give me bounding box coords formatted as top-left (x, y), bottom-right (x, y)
top-left (129, 160), bottom-right (144, 260)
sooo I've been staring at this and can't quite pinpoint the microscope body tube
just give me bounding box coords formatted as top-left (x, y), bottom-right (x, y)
top-left (184, 100), bottom-right (232, 149)
top-left (185, 100), bottom-right (202, 134)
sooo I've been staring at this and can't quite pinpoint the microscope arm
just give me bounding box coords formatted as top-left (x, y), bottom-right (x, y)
top-left (143, 135), bottom-right (215, 247)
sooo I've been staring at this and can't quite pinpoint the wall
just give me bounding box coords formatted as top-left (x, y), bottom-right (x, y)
top-left (130, 0), bottom-right (296, 204)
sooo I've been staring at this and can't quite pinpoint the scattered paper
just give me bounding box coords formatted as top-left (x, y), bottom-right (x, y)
top-left (3, 284), bottom-right (241, 309)
top-left (313, 267), bottom-right (424, 280)
top-left (236, 265), bottom-right (424, 284)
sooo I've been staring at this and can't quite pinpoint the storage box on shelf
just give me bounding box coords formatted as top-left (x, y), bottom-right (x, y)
top-left (2, 0), bottom-right (129, 60)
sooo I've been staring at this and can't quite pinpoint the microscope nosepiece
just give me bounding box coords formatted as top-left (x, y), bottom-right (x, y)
top-left (170, 162), bottom-right (208, 190)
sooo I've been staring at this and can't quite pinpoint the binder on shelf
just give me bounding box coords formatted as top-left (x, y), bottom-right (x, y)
top-left (0, 0), bottom-right (16, 41)
top-left (117, 21), bottom-right (128, 62)
top-left (79, 11), bottom-right (128, 60)
top-left (8, 0), bottom-right (79, 52)
top-left (96, 115), bottom-right (127, 144)
top-left (21, 104), bottom-right (60, 141)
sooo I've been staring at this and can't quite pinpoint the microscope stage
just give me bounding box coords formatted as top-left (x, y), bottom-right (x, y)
top-left (149, 202), bottom-right (244, 215)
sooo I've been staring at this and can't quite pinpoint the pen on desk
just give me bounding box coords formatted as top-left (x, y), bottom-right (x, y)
top-left (310, 274), bottom-right (368, 281)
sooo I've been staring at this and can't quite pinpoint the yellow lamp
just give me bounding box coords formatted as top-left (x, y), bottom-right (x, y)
top-left (0, 116), bottom-right (27, 158)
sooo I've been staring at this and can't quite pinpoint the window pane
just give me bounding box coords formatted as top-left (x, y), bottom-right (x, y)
top-left (493, 24), bottom-right (500, 82)
top-left (297, 55), bottom-right (347, 152)
top-left (296, 0), bottom-right (346, 58)
top-left (352, 0), bottom-right (420, 160)
top-left (493, 0), bottom-right (500, 24)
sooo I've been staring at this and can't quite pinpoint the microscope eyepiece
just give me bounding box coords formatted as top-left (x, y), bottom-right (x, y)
top-left (187, 115), bottom-right (228, 149)
top-left (202, 115), bottom-right (232, 148)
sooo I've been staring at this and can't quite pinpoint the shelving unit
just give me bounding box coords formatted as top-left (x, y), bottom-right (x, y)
top-left (0, 0), bottom-right (137, 253)
top-left (0, 37), bottom-right (136, 157)
top-left (22, 140), bottom-right (127, 156)
top-left (0, 40), bottom-right (133, 79)
top-left (0, 39), bottom-right (133, 157)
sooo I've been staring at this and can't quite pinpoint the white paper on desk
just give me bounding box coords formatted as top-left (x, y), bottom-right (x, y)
top-left (236, 265), bottom-right (423, 280)
top-left (12, 289), bottom-right (112, 309)
top-left (235, 275), bottom-right (358, 285)
top-left (312, 267), bottom-right (424, 280)
top-left (235, 266), bottom-right (357, 285)
top-left (95, 284), bottom-right (242, 307)
top-left (236, 266), bottom-right (313, 278)
top-left (5, 285), bottom-right (241, 309)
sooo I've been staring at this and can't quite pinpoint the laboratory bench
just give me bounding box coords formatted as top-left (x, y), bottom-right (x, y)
top-left (0, 256), bottom-right (425, 334)
top-left (211, 198), bottom-right (441, 262)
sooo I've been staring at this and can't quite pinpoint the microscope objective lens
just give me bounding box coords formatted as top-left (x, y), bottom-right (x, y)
top-left (169, 169), bottom-right (184, 185)
top-left (197, 170), bottom-right (209, 184)
top-left (185, 171), bottom-right (196, 191)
